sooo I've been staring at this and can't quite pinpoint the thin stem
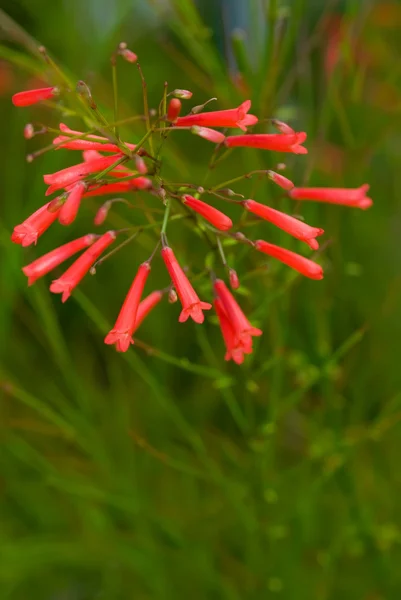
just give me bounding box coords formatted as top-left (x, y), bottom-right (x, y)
top-left (161, 200), bottom-right (171, 235)
top-left (91, 155), bottom-right (128, 182)
top-left (137, 62), bottom-right (154, 156)
top-left (216, 236), bottom-right (227, 267)
top-left (161, 81), bottom-right (168, 134)
top-left (90, 230), bottom-right (142, 273)
top-left (210, 170), bottom-right (270, 192)
top-left (111, 57), bottom-right (119, 139)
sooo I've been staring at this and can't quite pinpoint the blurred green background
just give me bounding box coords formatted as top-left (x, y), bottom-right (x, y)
top-left (1, 0), bottom-right (401, 598)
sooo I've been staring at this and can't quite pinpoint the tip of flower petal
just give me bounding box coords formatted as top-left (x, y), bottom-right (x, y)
top-left (11, 231), bottom-right (23, 244)
top-left (293, 145), bottom-right (308, 155)
top-left (307, 239), bottom-right (320, 250)
top-left (50, 280), bottom-right (71, 301)
top-left (178, 309), bottom-right (191, 323)
top-left (21, 233), bottom-right (38, 247)
top-left (242, 114), bottom-right (258, 127)
top-left (239, 100), bottom-right (251, 114)
top-left (359, 197), bottom-right (373, 210)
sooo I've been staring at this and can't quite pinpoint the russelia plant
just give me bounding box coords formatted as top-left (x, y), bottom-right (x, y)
top-left (10, 45), bottom-right (372, 364)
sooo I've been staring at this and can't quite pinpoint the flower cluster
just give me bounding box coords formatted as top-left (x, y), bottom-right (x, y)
top-left (10, 47), bottom-right (372, 364)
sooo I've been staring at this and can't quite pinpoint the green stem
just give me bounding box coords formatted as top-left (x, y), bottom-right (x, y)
top-left (92, 156), bottom-right (128, 182)
top-left (111, 58), bottom-right (119, 139)
top-left (216, 235), bottom-right (227, 267)
top-left (137, 62), bottom-right (154, 156)
top-left (161, 200), bottom-right (171, 235)
top-left (210, 170), bottom-right (269, 192)
top-left (91, 230), bottom-right (141, 272)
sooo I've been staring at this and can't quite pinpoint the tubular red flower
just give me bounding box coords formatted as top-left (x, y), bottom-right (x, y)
top-left (50, 231), bottom-right (116, 302)
top-left (84, 178), bottom-right (152, 197)
top-left (288, 184), bottom-right (372, 209)
top-left (12, 86), bottom-right (58, 107)
top-left (214, 298), bottom-right (246, 365)
top-left (191, 126), bottom-right (226, 144)
top-left (167, 98), bottom-right (182, 122)
top-left (11, 202), bottom-right (60, 247)
top-left (54, 136), bottom-right (128, 152)
top-left (268, 170), bottom-right (294, 190)
top-left (255, 239), bottom-right (323, 279)
top-left (134, 290), bottom-right (163, 332)
top-left (22, 234), bottom-right (96, 286)
top-left (182, 195), bottom-right (233, 231)
top-left (53, 124), bottom-right (136, 152)
top-left (59, 181), bottom-right (87, 226)
top-left (104, 262), bottom-right (151, 351)
top-left (213, 279), bottom-right (262, 354)
top-left (225, 132), bottom-right (308, 154)
top-left (43, 153), bottom-right (123, 193)
top-left (244, 199), bottom-right (324, 250)
top-left (161, 246), bottom-right (211, 323)
top-left (175, 100), bottom-right (258, 131)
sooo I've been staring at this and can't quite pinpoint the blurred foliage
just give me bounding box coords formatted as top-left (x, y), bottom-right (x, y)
top-left (1, 0), bottom-right (401, 598)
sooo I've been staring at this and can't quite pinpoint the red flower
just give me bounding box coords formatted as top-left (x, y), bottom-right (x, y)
top-left (84, 178), bottom-right (152, 197)
top-left (191, 126), bottom-right (226, 144)
top-left (288, 184), bottom-right (372, 209)
top-left (268, 170), bottom-right (294, 190)
top-left (182, 195), bottom-right (232, 231)
top-left (244, 199), bottom-right (324, 250)
top-left (161, 246), bottom-right (211, 323)
top-left (22, 234), bottom-right (96, 285)
top-left (44, 153), bottom-right (123, 194)
top-left (134, 290), bottom-right (163, 332)
top-left (104, 262), bottom-right (151, 351)
top-left (50, 231), bottom-right (116, 302)
top-left (225, 132), bottom-right (308, 154)
top-left (11, 202), bottom-right (60, 247)
top-left (175, 100), bottom-right (258, 131)
top-left (254, 240), bottom-right (323, 279)
top-left (214, 297), bottom-right (247, 365)
top-left (214, 279), bottom-right (262, 355)
top-left (54, 123), bottom-right (137, 153)
top-left (167, 98), bottom-right (182, 122)
top-left (12, 86), bottom-right (58, 107)
top-left (59, 181), bottom-right (87, 225)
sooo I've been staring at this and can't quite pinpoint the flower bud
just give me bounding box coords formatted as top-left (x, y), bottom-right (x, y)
top-left (94, 201), bottom-right (111, 226)
top-left (267, 170), bottom-right (294, 191)
top-left (191, 126), bottom-right (225, 144)
top-left (229, 268), bottom-right (240, 290)
top-left (172, 89), bottom-right (193, 100)
top-left (168, 288), bottom-right (178, 303)
top-left (135, 155), bottom-right (147, 174)
top-left (24, 124), bottom-right (35, 139)
top-left (167, 98), bottom-right (182, 122)
top-left (120, 48), bottom-right (137, 63)
top-left (190, 98), bottom-right (217, 114)
top-left (271, 119), bottom-right (295, 135)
